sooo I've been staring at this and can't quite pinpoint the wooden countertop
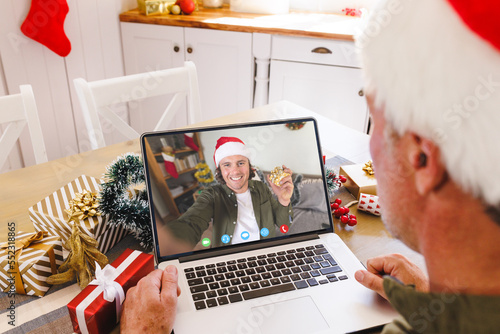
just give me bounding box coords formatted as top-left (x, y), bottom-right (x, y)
top-left (120, 5), bottom-right (361, 41)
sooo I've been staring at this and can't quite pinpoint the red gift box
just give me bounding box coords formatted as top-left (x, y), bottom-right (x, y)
top-left (67, 249), bottom-right (154, 334)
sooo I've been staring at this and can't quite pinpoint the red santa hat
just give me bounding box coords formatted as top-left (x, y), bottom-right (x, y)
top-left (213, 137), bottom-right (251, 167)
top-left (357, 0), bottom-right (500, 206)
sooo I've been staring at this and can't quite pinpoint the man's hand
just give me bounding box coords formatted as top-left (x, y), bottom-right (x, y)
top-left (268, 166), bottom-right (294, 206)
top-left (354, 254), bottom-right (429, 300)
top-left (121, 265), bottom-right (181, 333)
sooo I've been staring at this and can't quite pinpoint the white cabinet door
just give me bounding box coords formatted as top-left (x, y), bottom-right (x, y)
top-left (121, 22), bottom-right (187, 133)
top-left (269, 59), bottom-right (368, 133)
top-left (184, 28), bottom-right (254, 121)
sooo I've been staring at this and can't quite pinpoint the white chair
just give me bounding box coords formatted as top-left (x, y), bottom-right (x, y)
top-left (0, 85), bottom-right (48, 169)
top-left (74, 61), bottom-right (202, 150)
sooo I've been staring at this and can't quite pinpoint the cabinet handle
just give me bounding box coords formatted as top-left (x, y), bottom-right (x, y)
top-left (187, 47), bottom-right (193, 54)
top-left (174, 46), bottom-right (180, 52)
top-left (358, 89), bottom-right (364, 97)
top-left (311, 47), bottom-right (332, 54)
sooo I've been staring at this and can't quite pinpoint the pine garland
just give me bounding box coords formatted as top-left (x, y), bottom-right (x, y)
top-left (325, 167), bottom-right (344, 198)
top-left (99, 153), bottom-right (152, 250)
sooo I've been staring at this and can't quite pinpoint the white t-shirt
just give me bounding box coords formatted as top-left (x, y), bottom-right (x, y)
top-left (231, 189), bottom-right (260, 244)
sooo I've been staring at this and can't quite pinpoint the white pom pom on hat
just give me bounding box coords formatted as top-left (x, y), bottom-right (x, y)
top-left (358, 0), bottom-right (500, 206)
top-left (213, 137), bottom-right (251, 167)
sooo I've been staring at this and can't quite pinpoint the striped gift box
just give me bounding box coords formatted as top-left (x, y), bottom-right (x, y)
top-left (29, 175), bottom-right (127, 255)
top-left (0, 231), bottom-right (64, 297)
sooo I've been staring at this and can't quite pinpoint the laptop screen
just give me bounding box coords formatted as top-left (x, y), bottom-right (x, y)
top-left (141, 118), bottom-right (333, 262)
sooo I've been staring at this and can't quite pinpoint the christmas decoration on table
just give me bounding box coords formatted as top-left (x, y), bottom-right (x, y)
top-left (269, 166), bottom-right (290, 186)
top-left (285, 122), bottom-right (306, 130)
top-left (339, 164), bottom-right (377, 199)
top-left (324, 167), bottom-right (347, 198)
top-left (99, 154), bottom-right (153, 250)
top-left (47, 222), bottom-right (109, 289)
top-left (357, 193), bottom-right (381, 216)
top-left (67, 248), bottom-right (154, 334)
top-left (29, 175), bottom-right (127, 255)
top-left (330, 198), bottom-right (358, 226)
top-left (65, 190), bottom-right (101, 223)
top-left (21, 0), bottom-right (71, 57)
top-left (162, 152), bottom-right (179, 178)
top-left (0, 231), bottom-right (63, 297)
top-left (194, 161), bottom-right (216, 186)
top-left (362, 160), bottom-right (375, 176)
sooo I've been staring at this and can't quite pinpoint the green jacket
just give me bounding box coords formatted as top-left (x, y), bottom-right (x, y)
top-left (382, 277), bottom-right (500, 334)
top-left (168, 180), bottom-right (293, 247)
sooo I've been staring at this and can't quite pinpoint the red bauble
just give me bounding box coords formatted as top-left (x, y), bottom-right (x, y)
top-left (348, 219), bottom-right (358, 226)
top-left (340, 215), bottom-right (349, 224)
top-left (176, 0), bottom-right (195, 14)
top-left (333, 209), bottom-right (342, 218)
top-left (335, 198), bottom-right (342, 205)
top-left (330, 202), bottom-right (339, 210)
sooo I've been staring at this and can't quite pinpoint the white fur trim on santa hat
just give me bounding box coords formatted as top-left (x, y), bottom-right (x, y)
top-left (214, 141), bottom-right (251, 167)
top-left (357, 0), bottom-right (500, 206)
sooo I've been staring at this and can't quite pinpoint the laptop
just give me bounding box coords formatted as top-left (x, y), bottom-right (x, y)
top-left (141, 118), bottom-right (397, 334)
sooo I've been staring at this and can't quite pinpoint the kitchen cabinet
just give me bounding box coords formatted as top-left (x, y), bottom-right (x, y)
top-left (120, 22), bottom-right (254, 131)
top-left (269, 35), bottom-right (368, 133)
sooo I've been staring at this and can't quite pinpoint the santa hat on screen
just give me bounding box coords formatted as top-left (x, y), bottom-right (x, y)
top-left (357, 0), bottom-right (500, 206)
top-left (213, 137), bottom-right (251, 167)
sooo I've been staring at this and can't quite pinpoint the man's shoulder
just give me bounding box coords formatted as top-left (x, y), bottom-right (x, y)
top-left (383, 276), bottom-right (500, 333)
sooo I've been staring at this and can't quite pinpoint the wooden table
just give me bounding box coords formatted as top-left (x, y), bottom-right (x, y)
top-left (0, 101), bottom-right (424, 268)
top-left (0, 101), bottom-right (425, 332)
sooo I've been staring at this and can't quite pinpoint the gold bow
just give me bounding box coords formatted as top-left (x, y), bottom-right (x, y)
top-left (362, 160), bottom-right (375, 176)
top-left (0, 231), bottom-right (57, 294)
top-left (65, 190), bottom-right (101, 223)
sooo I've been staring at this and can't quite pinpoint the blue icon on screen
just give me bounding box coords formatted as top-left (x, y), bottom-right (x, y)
top-left (241, 231), bottom-right (250, 240)
top-left (260, 228), bottom-right (269, 237)
top-left (221, 234), bottom-right (230, 244)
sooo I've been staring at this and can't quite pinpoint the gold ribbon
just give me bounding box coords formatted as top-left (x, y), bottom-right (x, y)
top-left (362, 160), bottom-right (375, 176)
top-left (65, 190), bottom-right (101, 223)
top-left (0, 231), bottom-right (57, 294)
top-left (47, 222), bottom-right (108, 289)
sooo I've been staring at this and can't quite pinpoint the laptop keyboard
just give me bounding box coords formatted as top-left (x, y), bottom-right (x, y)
top-left (184, 244), bottom-right (348, 310)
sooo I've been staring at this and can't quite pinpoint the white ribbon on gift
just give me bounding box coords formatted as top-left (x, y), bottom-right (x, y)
top-left (91, 263), bottom-right (126, 320)
top-left (75, 250), bottom-right (142, 334)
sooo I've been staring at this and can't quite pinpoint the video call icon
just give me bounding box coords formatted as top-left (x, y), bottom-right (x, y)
top-left (241, 231), bottom-right (250, 240)
top-left (221, 234), bottom-right (230, 244)
top-left (201, 238), bottom-right (211, 247)
top-left (280, 224), bottom-right (289, 233)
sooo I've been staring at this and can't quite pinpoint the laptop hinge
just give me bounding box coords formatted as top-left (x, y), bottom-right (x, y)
top-left (178, 234), bottom-right (320, 263)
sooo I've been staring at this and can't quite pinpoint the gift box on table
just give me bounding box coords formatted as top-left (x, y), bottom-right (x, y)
top-left (339, 164), bottom-right (377, 199)
top-left (0, 231), bottom-right (63, 297)
top-left (29, 175), bottom-right (127, 254)
top-left (67, 248), bottom-right (154, 334)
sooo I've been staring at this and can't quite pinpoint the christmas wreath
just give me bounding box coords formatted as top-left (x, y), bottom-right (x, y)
top-left (99, 153), bottom-right (152, 250)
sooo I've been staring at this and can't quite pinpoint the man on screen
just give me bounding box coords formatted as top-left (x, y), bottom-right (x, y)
top-left (162, 136), bottom-right (294, 249)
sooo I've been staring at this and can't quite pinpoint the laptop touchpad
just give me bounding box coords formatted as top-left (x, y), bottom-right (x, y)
top-left (251, 296), bottom-right (329, 334)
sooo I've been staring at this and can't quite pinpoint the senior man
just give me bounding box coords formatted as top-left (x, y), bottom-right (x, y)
top-left (121, 0), bottom-right (500, 332)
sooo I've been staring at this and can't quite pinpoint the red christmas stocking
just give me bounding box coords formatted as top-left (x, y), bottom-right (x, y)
top-left (20, 0), bottom-right (72, 57)
top-left (184, 133), bottom-right (199, 151)
top-left (162, 153), bottom-right (179, 179)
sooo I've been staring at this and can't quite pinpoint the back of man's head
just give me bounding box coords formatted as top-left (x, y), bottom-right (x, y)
top-left (357, 0), bottom-right (500, 214)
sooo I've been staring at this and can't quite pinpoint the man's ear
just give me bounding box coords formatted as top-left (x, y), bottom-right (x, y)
top-left (408, 134), bottom-right (447, 196)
